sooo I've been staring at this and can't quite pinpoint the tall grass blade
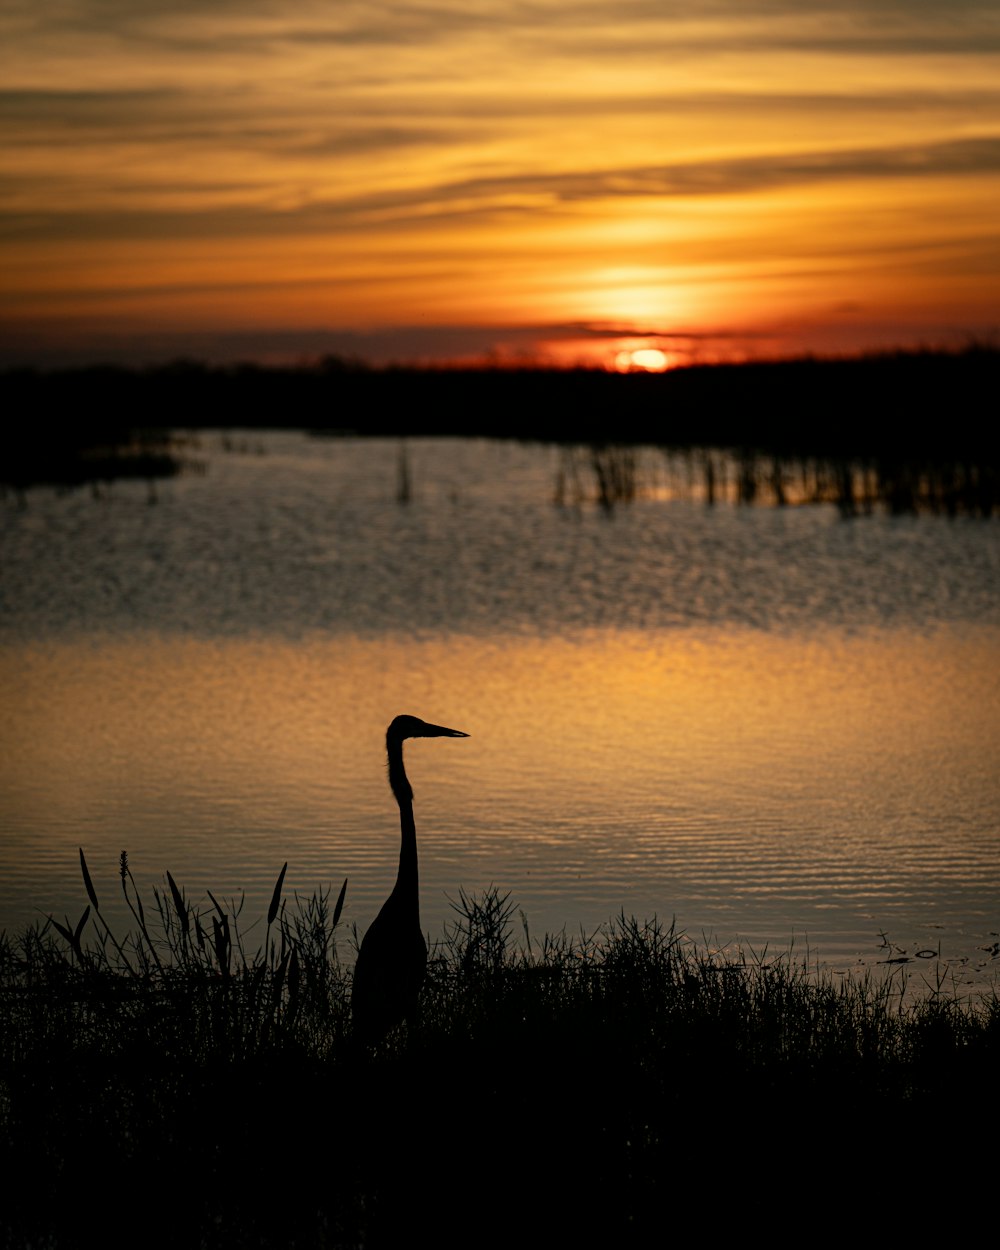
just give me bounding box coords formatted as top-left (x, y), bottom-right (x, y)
top-left (213, 914), bottom-right (231, 975)
top-left (50, 916), bottom-right (75, 947)
top-left (50, 907), bottom-right (90, 960)
top-left (274, 951), bottom-right (290, 998)
top-left (166, 870), bottom-right (189, 936)
top-left (332, 877), bottom-right (348, 928)
top-left (267, 862), bottom-right (288, 926)
top-left (79, 847), bottom-right (99, 911)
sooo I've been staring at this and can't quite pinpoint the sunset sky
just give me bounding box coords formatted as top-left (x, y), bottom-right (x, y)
top-left (2, 1), bottom-right (998, 368)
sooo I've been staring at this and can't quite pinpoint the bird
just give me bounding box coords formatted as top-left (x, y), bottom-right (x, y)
top-left (351, 714), bottom-right (468, 1042)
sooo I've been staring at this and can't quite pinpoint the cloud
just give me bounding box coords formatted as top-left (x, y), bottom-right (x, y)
top-left (2, 0), bottom-right (998, 365)
top-left (7, 133), bottom-right (997, 243)
top-left (6, 1), bottom-right (999, 62)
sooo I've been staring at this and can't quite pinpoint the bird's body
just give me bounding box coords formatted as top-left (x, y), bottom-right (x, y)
top-left (351, 715), bottom-right (468, 1042)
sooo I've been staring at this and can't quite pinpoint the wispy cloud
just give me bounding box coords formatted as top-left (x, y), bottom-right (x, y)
top-left (2, 0), bottom-right (998, 363)
top-left (7, 135), bottom-right (998, 240)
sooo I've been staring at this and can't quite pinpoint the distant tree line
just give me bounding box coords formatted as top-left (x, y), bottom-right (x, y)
top-left (3, 345), bottom-right (997, 497)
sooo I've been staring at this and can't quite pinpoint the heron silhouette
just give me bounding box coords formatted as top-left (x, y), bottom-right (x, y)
top-left (351, 715), bottom-right (468, 1042)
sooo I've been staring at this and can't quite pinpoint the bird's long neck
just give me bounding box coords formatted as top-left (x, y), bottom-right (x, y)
top-left (387, 734), bottom-right (419, 918)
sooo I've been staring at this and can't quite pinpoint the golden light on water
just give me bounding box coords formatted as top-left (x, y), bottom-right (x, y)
top-left (3, 624), bottom-right (997, 968)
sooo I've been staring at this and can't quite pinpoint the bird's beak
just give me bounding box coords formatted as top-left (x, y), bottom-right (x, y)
top-left (422, 721), bottom-right (469, 738)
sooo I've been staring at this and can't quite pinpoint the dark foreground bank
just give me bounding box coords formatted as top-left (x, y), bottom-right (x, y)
top-left (2, 869), bottom-right (998, 1247)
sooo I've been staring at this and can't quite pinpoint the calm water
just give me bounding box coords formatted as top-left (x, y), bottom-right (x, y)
top-left (2, 433), bottom-right (999, 993)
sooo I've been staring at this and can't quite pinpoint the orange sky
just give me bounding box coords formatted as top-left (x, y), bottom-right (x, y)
top-left (2, 2), bottom-right (999, 368)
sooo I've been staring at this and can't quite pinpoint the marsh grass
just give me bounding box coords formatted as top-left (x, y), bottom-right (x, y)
top-left (2, 864), bottom-right (998, 1246)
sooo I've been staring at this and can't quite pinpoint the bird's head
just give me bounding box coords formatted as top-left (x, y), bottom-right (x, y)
top-left (387, 715), bottom-right (469, 742)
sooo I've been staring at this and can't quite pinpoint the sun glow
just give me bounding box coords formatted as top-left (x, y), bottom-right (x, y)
top-left (1, 6), bottom-right (998, 368)
top-left (614, 347), bottom-right (672, 372)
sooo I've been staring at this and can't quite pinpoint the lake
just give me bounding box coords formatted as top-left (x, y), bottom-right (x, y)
top-left (2, 432), bottom-right (998, 996)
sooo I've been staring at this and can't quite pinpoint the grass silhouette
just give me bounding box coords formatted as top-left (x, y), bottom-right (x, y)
top-left (1, 855), bottom-right (997, 1245)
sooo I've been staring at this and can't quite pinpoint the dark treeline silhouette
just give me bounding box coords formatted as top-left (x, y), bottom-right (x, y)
top-left (4, 346), bottom-right (997, 511)
top-left (2, 416), bottom-right (184, 495)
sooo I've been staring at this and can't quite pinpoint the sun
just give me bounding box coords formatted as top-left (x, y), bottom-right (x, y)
top-left (614, 347), bottom-right (671, 372)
